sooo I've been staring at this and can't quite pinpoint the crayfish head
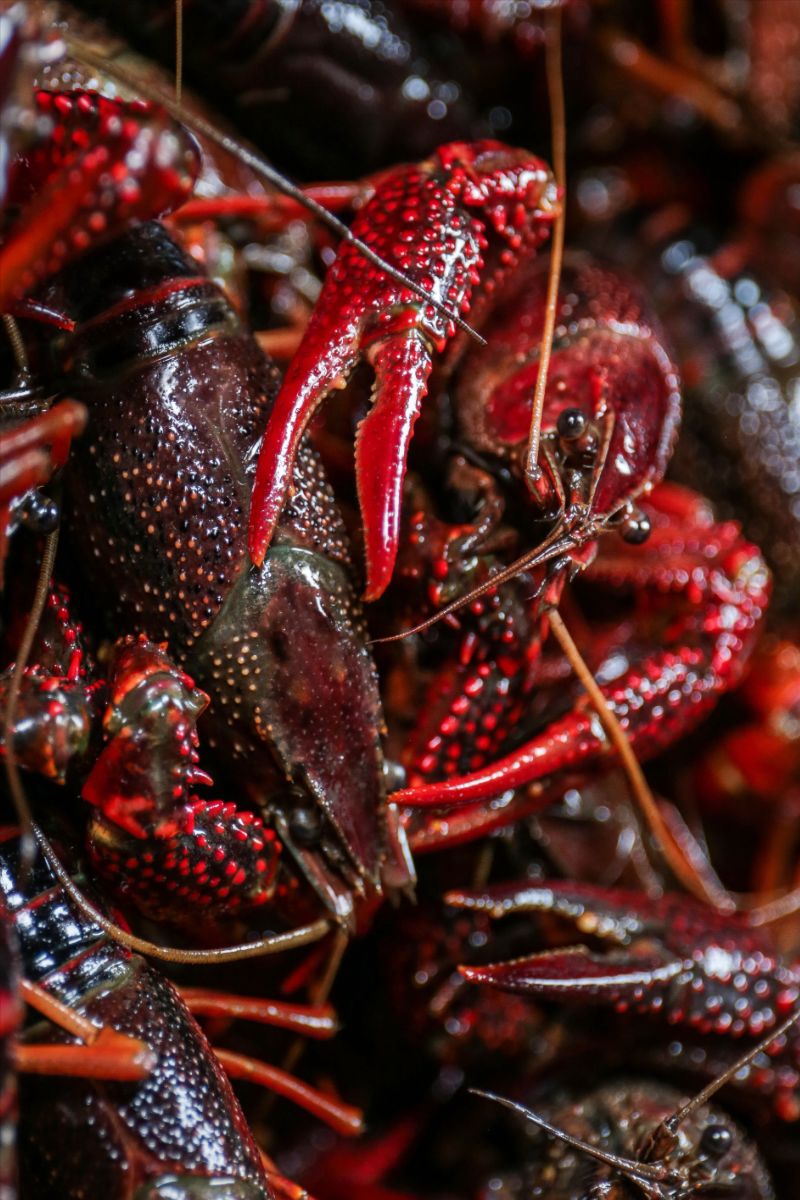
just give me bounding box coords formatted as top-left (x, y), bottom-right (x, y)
top-left (474, 1082), bottom-right (773, 1200)
top-left (454, 252), bottom-right (682, 558)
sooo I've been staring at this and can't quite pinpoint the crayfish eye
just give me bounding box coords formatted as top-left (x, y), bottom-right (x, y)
top-left (556, 407), bottom-right (587, 441)
top-left (384, 759), bottom-right (407, 792)
top-left (619, 509), bottom-right (652, 545)
top-left (288, 803), bottom-right (324, 847)
top-left (700, 1124), bottom-right (733, 1157)
top-left (18, 490), bottom-right (60, 534)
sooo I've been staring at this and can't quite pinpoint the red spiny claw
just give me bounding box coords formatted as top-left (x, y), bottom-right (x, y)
top-left (0, 400), bottom-right (87, 503)
top-left (448, 880), bottom-right (800, 1111)
top-left (87, 798), bottom-right (279, 925)
top-left (249, 140), bottom-right (558, 599)
top-left (0, 399), bottom-right (87, 584)
top-left (356, 333), bottom-right (434, 600)
top-left (0, 583), bottom-right (97, 780)
top-left (450, 881), bottom-right (709, 1005)
top-left (0, 90), bottom-right (200, 307)
top-left (394, 483), bottom-right (770, 812)
top-left (82, 635), bottom-right (279, 925)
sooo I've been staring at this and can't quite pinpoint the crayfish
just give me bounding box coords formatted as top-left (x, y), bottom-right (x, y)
top-left (1, 1), bottom-right (800, 1198)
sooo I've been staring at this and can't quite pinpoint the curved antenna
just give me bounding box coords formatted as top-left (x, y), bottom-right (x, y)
top-left (547, 608), bottom-right (735, 912)
top-left (3, 530), bottom-right (58, 875)
top-left (655, 1004), bottom-right (800, 1147)
top-left (371, 522), bottom-right (576, 644)
top-left (469, 1089), bottom-right (668, 1194)
top-left (524, 6), bottom-right (567, 491)
top-left (174, 0), bottom-right (183, 107)
top-left (33, 822), bottom-right (333, 963)
top-left (63, 39), bottom-right (485, 349)
top-left (372, 418), bottom-right (621, 646)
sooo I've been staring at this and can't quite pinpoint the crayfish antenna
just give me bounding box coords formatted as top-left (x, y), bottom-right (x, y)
top-left (525, 5), bottom-right (567, 490)
top-left (546, 609), bottom-right (736, 913)
top-left (33, 823), bottom-right (333, 964)
top-left (644, 1004), bottom-right (800, 1162)
top-left (371, 524), bottom-right (577, 644)
top-left (469, 1089), bottom-right (669, 1195)
top-left (174, 0), bottom-right (183, 106)
top-left (64, 40), bottom-right (485, 348)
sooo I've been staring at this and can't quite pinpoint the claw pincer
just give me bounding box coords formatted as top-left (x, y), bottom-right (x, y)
top-left (449, 879), bottom-right (800, 1115)
top-left (33, 219), bottom-right (408, 925)
top-left (82, 636), bottom-right (280, 925)
top-left (248, 140), bottom-right (559, 600)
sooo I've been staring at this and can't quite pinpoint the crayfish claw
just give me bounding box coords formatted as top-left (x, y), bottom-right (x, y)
top-left (249, 316), bottom-right (360, 568)
top-left (357, 332), bottom-right (433, 601)
top-left (459, 947), bottom-right (680, 1000)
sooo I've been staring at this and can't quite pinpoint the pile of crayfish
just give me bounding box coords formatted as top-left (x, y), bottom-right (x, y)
top-left (2, 1), bottom-right (800, 1197)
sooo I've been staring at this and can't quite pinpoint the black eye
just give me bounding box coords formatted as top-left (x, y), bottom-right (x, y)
top-left (383, 759), bottom-right (407, 792)
top-left (288, 803), bottom-right (324, 847)
top-left (556, 407), bottom-right (587, 440)
top-left (700, 1123), bottom-right (733, 1157)
top-left (19, 490), bottom-right (60, 534)
top-left (619, 510), bottom-right (652, 545)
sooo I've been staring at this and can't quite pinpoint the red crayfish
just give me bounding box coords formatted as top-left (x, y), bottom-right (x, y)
top-left (1, 3), bottom-right (799, 1199)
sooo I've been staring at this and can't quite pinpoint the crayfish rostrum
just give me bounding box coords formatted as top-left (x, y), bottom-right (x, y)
top-left (1, 1), bottom-right (799, 1198)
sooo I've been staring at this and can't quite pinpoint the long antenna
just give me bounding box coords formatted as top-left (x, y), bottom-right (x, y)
top-left (370, 420), bottom-right (618, 645)
top-left (371, 522), bottom-right (575, 644)
top-left (174, 0), bottom-right (183, 107)
top-left (34, 823), bottom-right (332, 963)
top-left (547, 609), bottom-right (735, 912)
top-left (3, 531), bottom-right (58, 874)
top-left (659, 1004), bottom-right (800, 1140)
top-left (524, 6), bottom-right (567, 491)
top-left (64, 40), bottom-right (485, 348)
top-left (469, 1089), bottom-right (668, 1192)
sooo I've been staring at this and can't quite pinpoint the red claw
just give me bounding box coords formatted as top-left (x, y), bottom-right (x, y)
top-left (395, 484), bottom-right (770, 813)
top-left (461, 948), bottom-right (680, 997)
top-left (447, 880), bottom-right (800, 1113)
top-left (249, 140), bottom-right (558, 598)
top-left (0, 91), bottom-right (200, 308)
top-left (356, 334), bottom-right (433, 600)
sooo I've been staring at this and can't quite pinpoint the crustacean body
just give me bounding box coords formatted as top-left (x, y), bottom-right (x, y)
top-left (0, 827), bottom-right (271, 1198)
top-left (1, 2), bottom-right (799, 1196)
top-left (389, 258), bottom-right (768, 851)
top-left (34, 216), bottom-right (409, 925)
top-left (248, 139), bottom-right (559, 600)
top-left (450, 878), bottom-right (800, 1120)
top-left (0, 48), bottom-right (409, 926)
